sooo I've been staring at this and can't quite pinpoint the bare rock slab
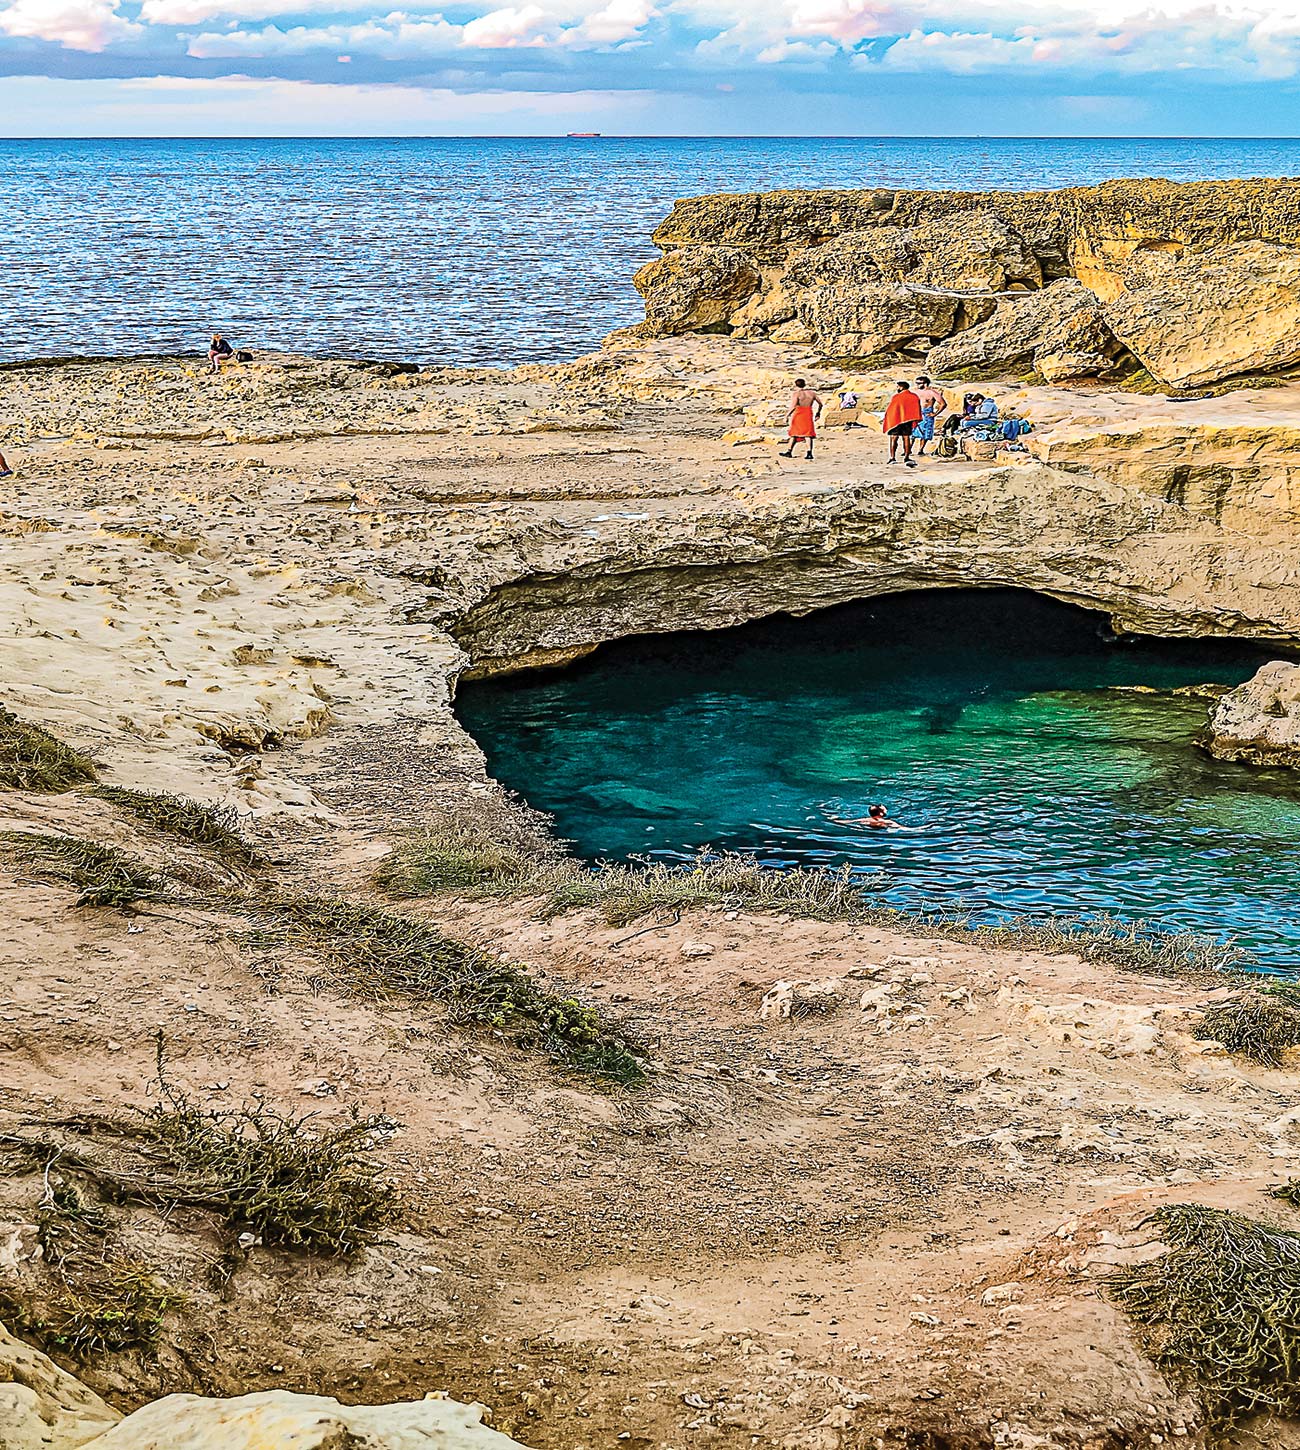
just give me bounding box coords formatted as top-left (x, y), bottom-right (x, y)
top-left (1202, 660), bottom-right (1300, 767)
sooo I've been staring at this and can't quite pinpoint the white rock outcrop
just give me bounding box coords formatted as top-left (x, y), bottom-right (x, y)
top-left (84, 1391), bottom-right (533, 1450)
top-left (1202, 661), bottom-right (1300, 767)
top-left (0, 1321), bottom-right (119, 1450)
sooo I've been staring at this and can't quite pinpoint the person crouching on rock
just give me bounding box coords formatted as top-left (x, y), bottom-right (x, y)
top-left (207, 332), bottom-right (234, 374)
top-left (781, 378), bottom-right (822, 461)
top-left (883, 380), bottom-right (922, 468)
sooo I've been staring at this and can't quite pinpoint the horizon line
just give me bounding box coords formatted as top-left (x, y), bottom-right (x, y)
top-left (4, 132), bottom-right (1300, 141)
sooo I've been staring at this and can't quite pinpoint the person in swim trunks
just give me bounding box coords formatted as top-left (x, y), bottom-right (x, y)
top-left (781, 379), bottom-right (822, 461)
top-left (883, 380), bottom-right (922, 467)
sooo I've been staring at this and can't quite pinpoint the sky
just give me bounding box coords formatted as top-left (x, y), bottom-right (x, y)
top-left (2, 0), bottom-right (1300, 135)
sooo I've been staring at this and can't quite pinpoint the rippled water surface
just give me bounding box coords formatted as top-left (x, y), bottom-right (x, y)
top-left (5, 136), bottom-right (1300, 365)
top-left (457, 591), bottom-right (1300, 965)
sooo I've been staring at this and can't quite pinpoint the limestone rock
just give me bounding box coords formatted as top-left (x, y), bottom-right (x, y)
top-left (82, 1390), bottom-right (533, 1449)
top-left (1105, 241), bottom-right (1300, 388)
top-left (797, 283), bottom-right (958, 358)
top-left (907, 212), bottom-right (1042, 292)
top-left (1201, 661), bottom-right (1300, 767)
top-left (926, 279), bottom-right (1117, 382)
top-left (632, 246), bottom-right (760, 335)
top-left (0, 1320), bottom-right (120, 1449)
top-left (783, 228), bottom-right (917, 289)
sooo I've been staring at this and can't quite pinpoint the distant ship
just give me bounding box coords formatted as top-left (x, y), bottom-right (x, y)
top-left (567, 132), bottom-right (601, 138)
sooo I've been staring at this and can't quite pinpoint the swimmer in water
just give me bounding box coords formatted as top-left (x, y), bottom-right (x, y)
top-left (827, 803), bottom-right (907, 832)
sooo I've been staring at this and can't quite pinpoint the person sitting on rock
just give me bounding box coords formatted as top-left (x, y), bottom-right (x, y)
top-left (207, 332), bottom-right (235, 375)
top-left (0, 449), bottom-right (11, 479)
top-left (781, 379), bottom-right (822, 461)
top-left (883, 380), bottom-right (922, 467)
top-left (961, 393), bottom-right (999, 429)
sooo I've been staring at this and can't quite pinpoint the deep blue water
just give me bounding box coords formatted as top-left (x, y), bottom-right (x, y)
top-left (457, 591), bottom-right (1300, 967)
top-left (4, 136), bottom-right (1300, 365)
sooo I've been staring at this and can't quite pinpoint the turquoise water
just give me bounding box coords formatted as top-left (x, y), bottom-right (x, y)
top-left (7, 137), bottom-right (1300, 365)
top-left (456, 591), bottom-right (1300, 966)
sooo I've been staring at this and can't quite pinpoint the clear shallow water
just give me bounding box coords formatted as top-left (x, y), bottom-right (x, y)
top-left (456, 591), bottom-right (1300, 966)
top-left (5, 136), bottom-right (1300, 366)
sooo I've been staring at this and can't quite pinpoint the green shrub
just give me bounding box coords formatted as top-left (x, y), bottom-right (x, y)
top-left (2, 1263), bottom-right (173, 1360)
top-left (0, 708), bottom-right (96, 792)
top-left (1111, 1203), bottom-right (1300, 1426)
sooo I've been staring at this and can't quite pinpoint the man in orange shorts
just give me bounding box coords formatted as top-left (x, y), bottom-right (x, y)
top-left (883, 380), bottom-right (922, 468)
top-left (781, 378), bottom-right (822, 461)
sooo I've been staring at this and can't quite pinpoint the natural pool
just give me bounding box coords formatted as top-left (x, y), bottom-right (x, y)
top-left (456, 590), bottom-right (1300, 968)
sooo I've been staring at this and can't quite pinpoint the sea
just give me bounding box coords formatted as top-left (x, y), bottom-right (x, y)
top-left (3, 135), bottom-right (1300, 366)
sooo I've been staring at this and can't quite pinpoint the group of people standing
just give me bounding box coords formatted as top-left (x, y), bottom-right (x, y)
top-left (783, 376), bottom-right (1009, 466)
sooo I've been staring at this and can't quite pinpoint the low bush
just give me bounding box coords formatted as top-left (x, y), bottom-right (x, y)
top-left (260, 896), bottom-right (646, 1085)
top-left (93, 785), bottom-right (260, 868)
top-left (1111, 1203), bottom-right (1300, 1426)
top-left (137, 1059), bottom-right (395, 1255)
top-left (0, 708), bottom-right (96, 792)
top-left (0, 832), bottom-right (162, 907)
top-left (1194, 993), bottom-right (1300, 1066)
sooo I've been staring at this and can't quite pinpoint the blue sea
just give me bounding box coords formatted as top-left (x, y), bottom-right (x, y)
top-left (3, 136), bottom-right (1300, 365)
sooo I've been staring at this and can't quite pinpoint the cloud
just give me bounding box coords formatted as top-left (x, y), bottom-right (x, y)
top-left (460, 3), bottom-right (555, 46)
top-left (0, 0), bottom-right (139, 49)
top-left (187, 13), bottom-right (461, 56)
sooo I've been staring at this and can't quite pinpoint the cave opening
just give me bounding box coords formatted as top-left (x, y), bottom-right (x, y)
top-left (455, 587), bottom-right (1300, 966)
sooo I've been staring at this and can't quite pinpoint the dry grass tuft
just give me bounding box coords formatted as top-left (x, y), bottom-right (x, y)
top-left (1193, 993), bottom-right (1300, 1066)
top-left (2, 1262), bottom-right (174, 1360)
top-left (0, 831), bottom-right (163, 907)
top-left (374, 825), bottom-right (535, 897)
top-left (259, 895), bottom-right (646, 1084)
top-left (1111, 1203), bottom-right (1300, 1426)
top-left (0, 707), bottom-right (96, 792)
top-left (93, 785), bottom-right (261, 868)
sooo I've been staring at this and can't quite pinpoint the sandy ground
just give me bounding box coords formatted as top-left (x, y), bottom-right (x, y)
top-left (1, 338), bottom-right (1299, 1446)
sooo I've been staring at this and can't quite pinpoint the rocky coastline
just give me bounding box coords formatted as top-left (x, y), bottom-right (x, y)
top-left (2, 180), bottom-right (1300, 1450)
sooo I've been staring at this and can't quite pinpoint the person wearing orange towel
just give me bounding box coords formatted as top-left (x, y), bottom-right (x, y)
top-left (780, 378), bottom-right (822, 461)
top-left (883, 380), bottom-right (923, 468)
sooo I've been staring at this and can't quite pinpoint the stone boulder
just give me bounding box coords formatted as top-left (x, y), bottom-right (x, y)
top-left (1201, 661), bottom-right (1300, 767)
top-left (797, 283), bottom-right (958, 358)
top-left (907, 212), bottom-right (1042, 292)
top-left (83, 1390), bottom-right (533, 1449)
top-left (632, 245), bottom-right (761, 334)
top-left (783, 228), bottom-right (916, 289)
top-left (0, 1320), bottom-right (120, 1449)
top-left (1104, 241), bottom-right (1300, 388)
top-left (926, 279), bottom-right (1117, 383)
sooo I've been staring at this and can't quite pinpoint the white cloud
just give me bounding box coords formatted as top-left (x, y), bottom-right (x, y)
top-left (0, 0), bottom-right (139, 49)
top-left (460, 3), bottom-right (555, 46)
top-left (187, 12), bottom-right (460, 55)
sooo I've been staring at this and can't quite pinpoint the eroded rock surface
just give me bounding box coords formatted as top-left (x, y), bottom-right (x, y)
top-left (636, 177), bottom-right (1300, 388)
top-left (1202, 660), bottom-right (1300, 766)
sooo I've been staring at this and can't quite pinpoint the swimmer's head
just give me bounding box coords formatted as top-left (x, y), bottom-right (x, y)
top-left (868, 804), bottom-right (887, 819)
